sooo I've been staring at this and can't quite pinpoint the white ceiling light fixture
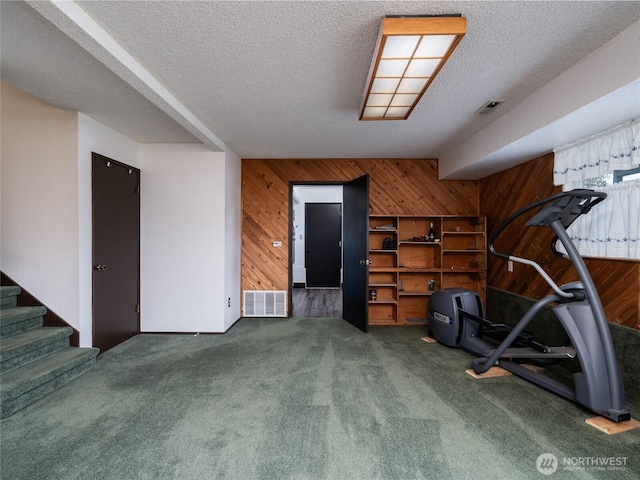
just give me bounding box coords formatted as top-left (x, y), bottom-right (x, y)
top-left (360, 15), bottom-right (467, 121)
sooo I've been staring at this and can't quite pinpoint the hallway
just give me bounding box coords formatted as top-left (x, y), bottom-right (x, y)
top-left (292, 288), bottom-right (342, 318)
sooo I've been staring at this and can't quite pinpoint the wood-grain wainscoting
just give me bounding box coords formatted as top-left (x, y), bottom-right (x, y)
top-left (242, 159), bottom-right (479, 302)
top-left (479, 153), bottom-right (640, 330)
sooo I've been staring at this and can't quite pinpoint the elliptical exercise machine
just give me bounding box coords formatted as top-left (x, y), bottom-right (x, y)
top-left (428, 190), bottom-right (630, 422)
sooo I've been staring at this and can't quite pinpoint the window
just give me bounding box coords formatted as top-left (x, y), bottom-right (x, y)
top-left (565, 166), bottom-right (640, 191)
top-left (613, 165), bottom-right (640, 184)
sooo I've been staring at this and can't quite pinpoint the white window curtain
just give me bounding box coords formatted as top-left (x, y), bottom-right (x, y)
top-left (553, 118), bottom-right (640, 260)
top-left (560, 180), bottom-right (640, 259)
top-left (553, 118), bottom-right (640, 186)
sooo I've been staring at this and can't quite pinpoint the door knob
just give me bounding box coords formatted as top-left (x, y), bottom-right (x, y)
top-left (94, 264), bottom-right (107, 271)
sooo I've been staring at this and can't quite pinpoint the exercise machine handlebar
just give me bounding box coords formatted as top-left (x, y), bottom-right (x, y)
top-left (488, 190), bottom-right (607, 298)
top-left (488, 189), bottom-right (606, 259)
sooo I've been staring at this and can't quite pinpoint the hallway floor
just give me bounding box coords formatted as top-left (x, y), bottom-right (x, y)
top-left (292, 287), bottom-right (342, 318)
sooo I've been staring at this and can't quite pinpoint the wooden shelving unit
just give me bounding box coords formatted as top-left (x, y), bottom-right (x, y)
top-left (368, 216), bottom-right (399, 324)
top-left (368, 215), bottom-right (486, 326)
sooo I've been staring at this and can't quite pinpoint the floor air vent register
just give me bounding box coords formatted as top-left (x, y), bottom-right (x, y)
top-left (243, 291), bottom-right (287, 317)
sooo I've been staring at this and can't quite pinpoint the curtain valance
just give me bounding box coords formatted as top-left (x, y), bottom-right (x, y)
top-left (553, 118), bottom-right (640, 186)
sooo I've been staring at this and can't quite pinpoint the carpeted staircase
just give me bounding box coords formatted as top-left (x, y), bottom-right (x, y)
top-left (0, 285), bottom-right (99, 418)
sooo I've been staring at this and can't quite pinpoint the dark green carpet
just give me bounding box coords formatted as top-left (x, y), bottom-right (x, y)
top-left (1, 318), bottom-right (638, 479)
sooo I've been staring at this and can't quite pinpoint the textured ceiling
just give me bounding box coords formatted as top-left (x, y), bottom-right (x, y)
top-left (2, 1), bottom-right (639, 172)
top-left (0, 0), bottom-right (200, 144)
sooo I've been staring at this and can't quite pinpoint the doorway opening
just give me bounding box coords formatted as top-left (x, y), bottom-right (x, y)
top-left (290, 184), bottom-right (343, 318)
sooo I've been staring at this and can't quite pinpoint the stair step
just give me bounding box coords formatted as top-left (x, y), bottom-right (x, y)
top-left (0, 306), bottom-right (46, 338)
top-left (0, 286), bottom-right (21, 309)
top-left (0, 347), bottom-right (99, 418)
top-left (1, 327), bottom-right (73, 373)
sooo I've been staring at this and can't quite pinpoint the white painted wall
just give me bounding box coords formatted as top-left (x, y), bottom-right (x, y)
top-left (1, 80), bottom-right (80, 328)
top-left (291, 185), bottom-right (343, 285)
top-left (440, 20), bottom-right (640, 179)
top-left (140, 144), bottom-right (228, 332)
top-left (2, 81), bottom-right (240, 341)
top-left (224, 149), bottom-right (242, 330)
top-left (77, 113), bottom-right (140, 346)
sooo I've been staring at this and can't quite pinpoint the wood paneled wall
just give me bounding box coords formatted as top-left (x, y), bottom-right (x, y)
top-left (479, 153), bottom-right (640, 330)
top-left (242, 159), bottom-right (479, 293)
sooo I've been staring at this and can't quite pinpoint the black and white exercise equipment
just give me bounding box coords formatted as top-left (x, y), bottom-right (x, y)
top-left (428, 190), bottom-right (630, 422)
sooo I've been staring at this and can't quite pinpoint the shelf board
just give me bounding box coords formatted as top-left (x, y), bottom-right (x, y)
top-left (369, 228), bottom-right (397, 232)
top-left (398, 290), bottom-right (435, 296)
top-left (398, 241), bottom-right (441, 245)
top-left (369, 249), bottom-right (397, 253)
top-left (443, 231), bottom-right (485, 235)
top-left (397, 267), bottom-right (443, 272)
top-left (443, 249), bottom-right (484, 253)
top-left (369, 297), bottom-right (397, 304)
top-left (369, 319), bottom-right (398, 325)
top-left (372, 266), bottom-right (485, 273)
top-left (369, 283), bottom-right (397, 287)
top-left (444, 268), bottom-right (485, 272)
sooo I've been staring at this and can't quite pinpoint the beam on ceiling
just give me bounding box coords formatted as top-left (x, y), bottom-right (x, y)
top-left (439, 20), bottom-right (640, 180)
top-left (25, 0), bottom-right (227, 152)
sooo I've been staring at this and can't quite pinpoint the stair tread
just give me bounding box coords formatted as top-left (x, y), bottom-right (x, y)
top-left (0, 286), bottom-right (21, 297)
top-left (0, 306), bottom-right (47, 324)
top-left (1, 347), bottom-right (99, 399)
top-left (0, 327), bottom-right (72, 357)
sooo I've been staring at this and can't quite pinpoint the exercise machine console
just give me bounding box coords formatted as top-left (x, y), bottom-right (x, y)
top-left (428, 190), bottom-right (630, 422)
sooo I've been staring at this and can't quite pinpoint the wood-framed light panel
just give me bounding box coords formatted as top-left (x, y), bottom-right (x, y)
top-left (360, 15), bottom-right (467, 121)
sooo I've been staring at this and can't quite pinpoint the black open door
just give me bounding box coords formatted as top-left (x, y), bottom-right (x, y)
top-left (342, 175), bottom-right (369, 332)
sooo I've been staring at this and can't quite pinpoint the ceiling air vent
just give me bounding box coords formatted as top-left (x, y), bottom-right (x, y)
top-left (474, 100), bottom-right (504, 115)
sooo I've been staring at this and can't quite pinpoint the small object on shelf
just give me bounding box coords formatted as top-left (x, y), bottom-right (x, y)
top-left (382, 237), bottom-right (395, 250)
top-left (428, 280), bottom-right (435, 291)
top-left (398, 279), bottom-right (403, 291)
top-left (428, 222), bottom-right (436, 242)
top-left (405, 235), bottom-right (440, 243)
top-left (408, 235), bottom-right (427, 242)
top-left (369, 289), bottom-right (377, 301)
